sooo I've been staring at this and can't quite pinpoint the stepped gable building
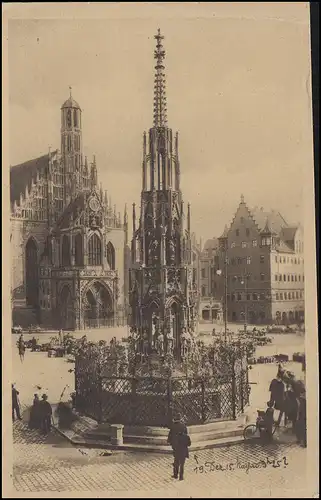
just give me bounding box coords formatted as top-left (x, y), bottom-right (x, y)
top-left (214, 195), bottom-right (305, 325)
top-left (129, 30), bottom-right (198, 359)
top-left (10, 90), bottom-right (129, 330)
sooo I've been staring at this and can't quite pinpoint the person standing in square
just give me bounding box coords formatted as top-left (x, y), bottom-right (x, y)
top-left (167, 414), bottom-right (191, 481)
top-left (12, 384), bottom-right (22, 422)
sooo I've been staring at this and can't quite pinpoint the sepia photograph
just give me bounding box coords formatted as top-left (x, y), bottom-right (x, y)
top-left (2, 2), bottom-right (318, 498)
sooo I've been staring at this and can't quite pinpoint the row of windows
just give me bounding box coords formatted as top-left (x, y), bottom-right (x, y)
top-left (34, 198), bottom-right (46, 209)
top-left (64, 134), bottom-right (81, 153)
top-left (230, 273), bottom-right (265, 282)
top-left (228, 293), bottom-right (265, 302)
top-left (21, 209), bottom-right (46, 220)
top-left (64, 109), bottom-right (80, 129)
top-left (228, 290), bottom-right (304, 302)
top-left (55, 199), bottom-right (64, 210)
top-left (275, 255), bottom-right (303, 264)
top-left (60, 234), bottom-right (116, 269)
top-left (53, 174), bottom-right (64, 185)
top-left (231, 240), bottom-right (257, 248)
top-left (53, 187), bottom-right (64, 199)
top-left (235, 228), bottom-right (250, 237)
top-left (230, 256), bottom-right (253, 265)
top-left (38, 185), bottom-right (48, 197)
top-left (275, 273), bottom-right (304, 282)
top-left (275, 291), bottom-right (304, 300)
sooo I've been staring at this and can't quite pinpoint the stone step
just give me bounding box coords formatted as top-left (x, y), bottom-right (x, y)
top-left (80, 417), bottom-right (245, 446)
top-left (82, 425), bottom-right (243, 446)
top-left (125, 428), bottom-right (243, 446)
top-left (55, 426), bottom-right (245, 453)
top-left (123, 417), bottom-right (246, 437)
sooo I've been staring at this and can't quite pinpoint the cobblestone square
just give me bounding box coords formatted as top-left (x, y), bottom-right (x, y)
top-left (8, 336), bottom-right (310, 497)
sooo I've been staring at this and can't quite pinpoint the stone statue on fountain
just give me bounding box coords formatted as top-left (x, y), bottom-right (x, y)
top-left (156, 328), bottom-right (164, 356)
top-left (180, 327), bottom-right (190, 358)
top-left (142, 328), bottom-right (149, 359)
top-left (166, 325), bottom-right (174, 355)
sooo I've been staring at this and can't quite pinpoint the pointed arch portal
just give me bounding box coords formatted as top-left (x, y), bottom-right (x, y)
top-left (59, 286), bottom-right (74, 330)
top-left (106, 241), bottom-right (115, 270)
top-left (83, 281), bottom-right (114, 329)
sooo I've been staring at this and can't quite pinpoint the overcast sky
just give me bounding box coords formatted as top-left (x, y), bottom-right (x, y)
top-left (7, 3), bottom-right (313, 242)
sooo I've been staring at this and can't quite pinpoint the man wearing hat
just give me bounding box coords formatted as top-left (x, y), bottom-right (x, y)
top-left (167, 413), bottom-right (191, 481)
top-left (39, 394), bottom-right (53, 435)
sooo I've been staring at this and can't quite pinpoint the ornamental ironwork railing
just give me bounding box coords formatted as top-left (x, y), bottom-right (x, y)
top-left (75, 367), bottom-right (249, 427)
top-left (83, 316), bottom-right (127, 329)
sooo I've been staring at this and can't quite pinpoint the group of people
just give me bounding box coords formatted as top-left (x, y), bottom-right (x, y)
top-left (28, 393), bottom-right (53, 435)
top-left (259, 368), bottom-right (307, 446)
top-left (12, 383), bottom-right (53, 435)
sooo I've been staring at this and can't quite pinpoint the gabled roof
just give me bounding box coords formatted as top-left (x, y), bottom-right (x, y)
top-left (250, 207), bottom-right (288, 235)
top-left (275, 240), bottom-right (294, 254)
top-left (203, 237), bottom-right (219, 252)
top-left (280, 226), bottom-right (299, 242)
top-left (219, 225), bottom-right (229, 239)
top-left (55, 192), bottom-right (88, 230)
top-left (10, 152), bottom-right (56, 206)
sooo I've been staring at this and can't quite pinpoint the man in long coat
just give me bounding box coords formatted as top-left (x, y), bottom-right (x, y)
top-left (167, 414), bottom-right (191, 481)
top-left (12, 384), bottom-right (22, 421)
top-left (39, 394), bottom-right (53, 435)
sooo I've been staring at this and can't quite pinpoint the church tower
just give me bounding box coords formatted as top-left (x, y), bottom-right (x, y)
top-left (130, 30), bottom-right (198, 361)
top-left (61, 88), bottom-right (83, 204)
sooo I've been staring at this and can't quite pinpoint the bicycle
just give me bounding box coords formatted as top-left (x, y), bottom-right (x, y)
top-left (243, 410), bottom-right (277, 440)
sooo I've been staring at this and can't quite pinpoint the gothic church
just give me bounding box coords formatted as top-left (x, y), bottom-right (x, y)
top-left (10, 92), bottom-right (129, 330)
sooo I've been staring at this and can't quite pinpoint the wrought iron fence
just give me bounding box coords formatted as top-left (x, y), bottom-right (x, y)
top-left (75, 369), bottom-right (249, 427)
top-left (84, 315), bottom-right (128, 329)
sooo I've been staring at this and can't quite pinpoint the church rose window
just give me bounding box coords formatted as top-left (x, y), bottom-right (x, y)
top-left (88, 233), bottom-right (102, 266)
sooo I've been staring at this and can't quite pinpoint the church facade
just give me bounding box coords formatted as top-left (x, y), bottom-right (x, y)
top-left (129, 30), bottom-right (198, 360)
top-left (10, 92), bottom-right (129, 330)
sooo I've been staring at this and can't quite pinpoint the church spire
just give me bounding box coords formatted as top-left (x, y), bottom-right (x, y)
top-left (153, 29), bottom-right (167, 128)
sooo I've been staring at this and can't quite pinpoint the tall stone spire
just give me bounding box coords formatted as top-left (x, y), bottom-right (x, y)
top-left (153, 29), bottom-right (167, 128)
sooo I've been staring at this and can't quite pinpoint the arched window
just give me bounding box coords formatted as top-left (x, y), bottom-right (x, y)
top-left (25, 238), bottom-right (39, 307)
top-left (106, 241), bottom-right (116, 270)
top-left (74, 233), bottom-right (83, 266)
top-left (88, 233), bottom-right (102, 265)
top-left (62, 235), bottom-right (71, 267)
top-left (74, 109), bottom-right (78, 128)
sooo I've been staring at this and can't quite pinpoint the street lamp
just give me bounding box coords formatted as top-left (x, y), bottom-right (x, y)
top-left (240, 272), bottom-right (248, 333)
top-left (216, 255), bottom-right (228, 343)
top-left (209, 295), bottom-right (213, 324)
